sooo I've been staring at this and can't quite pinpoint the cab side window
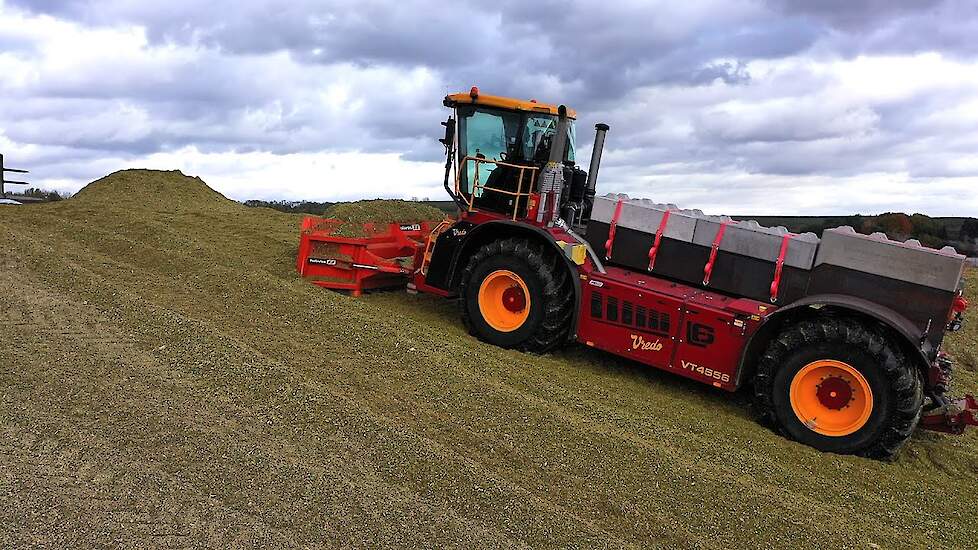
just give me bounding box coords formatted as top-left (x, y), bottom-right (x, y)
top-left (458, 107), bottom-right (520, 198)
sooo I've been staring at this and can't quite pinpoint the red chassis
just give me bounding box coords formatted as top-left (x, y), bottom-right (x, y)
top-left (409, 210), bottom-right (775, 392)
top-left (575, 264), bottom-right (772, 392)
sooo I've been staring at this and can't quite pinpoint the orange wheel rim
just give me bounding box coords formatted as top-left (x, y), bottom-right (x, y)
top-left (789, 360), bottom-right (873, 437)
top-left (478, 270), bottom-right (530, 332)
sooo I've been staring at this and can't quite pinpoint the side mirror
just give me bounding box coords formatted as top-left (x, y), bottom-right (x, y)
top-left (439, 118), bottom-right (456, 148)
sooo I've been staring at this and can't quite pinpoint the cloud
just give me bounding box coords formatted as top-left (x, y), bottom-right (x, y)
top-left (766, 0), bottom-right (945, 29)
top-left (0, 0), bottom-right (977, 216)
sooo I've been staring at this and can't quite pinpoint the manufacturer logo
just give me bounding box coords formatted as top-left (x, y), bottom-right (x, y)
top-left (685, 322), bottom-right (716, 347)
top-left (630, 334), bottom-right (663, 352)
top-left (399, 223), bottom-right (422, 231)
top-left (308, 258), bottom-right (337, 265)
top-left (588, 279), bottom-right (604, 287)
top-left (451, 228), bottom-right (468, 237)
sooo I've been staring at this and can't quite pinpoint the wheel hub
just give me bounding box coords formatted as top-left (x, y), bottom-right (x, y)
top-left (477, 269), bottom-right (531, 333)
top-left (502, 285), bottom-right (526, 313)
top-left (789, 359), bottom-right (874, 437)
top-left (816, 376), bottom-right (853, 410)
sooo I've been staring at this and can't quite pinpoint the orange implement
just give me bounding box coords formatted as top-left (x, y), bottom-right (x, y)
top-left (296, 217), bottom-right (437, 296)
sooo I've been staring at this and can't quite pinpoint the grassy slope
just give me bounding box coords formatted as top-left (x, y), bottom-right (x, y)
top-left (0, 170), bottom-right (975, 548)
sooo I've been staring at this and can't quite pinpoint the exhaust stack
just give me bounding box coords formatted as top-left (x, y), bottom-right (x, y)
top-left (585, 123), bottom-right (609, 196)
top-left (580, 123), bottom-right (609, 221)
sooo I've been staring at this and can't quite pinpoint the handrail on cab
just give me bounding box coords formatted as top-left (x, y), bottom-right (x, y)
top-left (454, 156), bottom-right (539, 220)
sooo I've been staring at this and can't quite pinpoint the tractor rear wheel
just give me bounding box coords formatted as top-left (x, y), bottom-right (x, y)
top-left (753, 317), bottom-right (923, 460)
top-left (460, 238), bottom-right (574, 353)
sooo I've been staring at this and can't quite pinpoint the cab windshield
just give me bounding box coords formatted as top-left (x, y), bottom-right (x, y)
top-left (456, 106), bottom-right (575, 197)
top-left (523, 114), bottom-right (576, 163)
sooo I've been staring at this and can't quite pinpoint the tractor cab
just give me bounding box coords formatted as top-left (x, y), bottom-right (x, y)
top-left (441, 87), bottom-right (606, 229)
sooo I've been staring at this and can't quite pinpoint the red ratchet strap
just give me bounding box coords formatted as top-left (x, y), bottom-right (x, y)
top-left (604, 198), bottom-right (625, 260)
top-left (702, 221), bottom-right (731, 285)
top-left (647, 210), bottom-right (672, 271)
top-left (770, 233), bottom-right (795, 303)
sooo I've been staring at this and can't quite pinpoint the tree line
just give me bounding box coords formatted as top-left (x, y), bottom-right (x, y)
top-left (242, 199), bottom-right (334, 214)
top-left (739, 212), bottom-right (978, 256)
top-left (4, 187), bottom-right (70, 202)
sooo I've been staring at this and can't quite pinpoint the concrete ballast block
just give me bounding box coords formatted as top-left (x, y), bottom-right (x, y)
top-left (815, 227), bottom-right (966, 292)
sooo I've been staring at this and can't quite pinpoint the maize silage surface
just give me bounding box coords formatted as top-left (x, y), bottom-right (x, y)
top-left (324, 199), bottom-right (445, 236)
top-left (0, 169), bottom-right (975, 548)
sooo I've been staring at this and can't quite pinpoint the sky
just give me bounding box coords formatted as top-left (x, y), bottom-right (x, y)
top-left (1, 0), bottom-right (978, 215)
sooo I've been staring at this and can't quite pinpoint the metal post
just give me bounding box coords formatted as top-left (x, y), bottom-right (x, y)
top-left (1, 153), bottom-right (30, 199)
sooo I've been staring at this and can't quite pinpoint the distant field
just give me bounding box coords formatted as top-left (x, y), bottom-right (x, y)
top-left (2, 170), bottom-right (976, 548)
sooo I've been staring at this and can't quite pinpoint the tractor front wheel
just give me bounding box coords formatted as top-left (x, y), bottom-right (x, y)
top-left (460, 238), bottom-right (574, 353)
top-left (753, 317), bottom-right (923, 460)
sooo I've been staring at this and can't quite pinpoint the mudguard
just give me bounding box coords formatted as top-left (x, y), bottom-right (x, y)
top-left (426, 219), bottom-right (583, 341)
top-left (739, 293), bottom-right (932, 388)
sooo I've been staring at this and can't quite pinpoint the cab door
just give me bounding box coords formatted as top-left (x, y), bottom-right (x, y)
top-left (455, 106), bottom-right (521, 210)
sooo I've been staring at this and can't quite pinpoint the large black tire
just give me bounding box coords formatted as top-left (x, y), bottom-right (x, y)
top-left (753, 316), bottom-right (923, 460)
top-left (459, 237), bottom-right (574, 353)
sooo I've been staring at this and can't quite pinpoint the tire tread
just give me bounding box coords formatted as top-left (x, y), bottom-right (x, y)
top-left (753, 316), bottom-right (922, 460)
top-left (459, 237), bottom-right (574, 353)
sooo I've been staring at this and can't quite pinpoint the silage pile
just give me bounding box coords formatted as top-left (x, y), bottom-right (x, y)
top-left (324, 199), bottom-right (445, 236)
top-left (70, 169), bottom-right (232, 211)
top-left (951, 268), bottom-right (978, 372)
top-left (48, 169), bottom-right (303, 277)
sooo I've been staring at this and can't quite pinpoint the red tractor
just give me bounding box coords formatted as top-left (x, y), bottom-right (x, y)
top-left (298, 87), bottom-right (976, 459)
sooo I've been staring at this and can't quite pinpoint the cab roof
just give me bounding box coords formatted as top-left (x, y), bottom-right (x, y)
top-left (444, 87), bottom-right (577, 119)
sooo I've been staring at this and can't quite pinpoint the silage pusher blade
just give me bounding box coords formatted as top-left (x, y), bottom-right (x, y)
top-left (296, 217), bottom-right (438, 296)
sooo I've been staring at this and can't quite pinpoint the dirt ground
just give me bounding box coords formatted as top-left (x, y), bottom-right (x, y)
top-left (1, 170), bottom-right (976, 549)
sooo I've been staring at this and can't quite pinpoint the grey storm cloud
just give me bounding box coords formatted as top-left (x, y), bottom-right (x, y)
top-left (2, 0), bottom-right (978, 214)
top-left (767, 0), bottom-right (946, 27)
